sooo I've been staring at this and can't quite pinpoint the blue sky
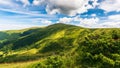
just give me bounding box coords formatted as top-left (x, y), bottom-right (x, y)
top-left (0, 0), bottom-right (120, 30)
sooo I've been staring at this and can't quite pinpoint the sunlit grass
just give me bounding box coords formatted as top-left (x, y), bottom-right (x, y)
top-left (0, 59), bottom-right (42, 68)
top-left (0, 51), bottom-right (3, 55)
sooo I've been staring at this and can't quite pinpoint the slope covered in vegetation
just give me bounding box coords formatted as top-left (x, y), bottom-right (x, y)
top-left (0, 23), bottom-right (120, 68)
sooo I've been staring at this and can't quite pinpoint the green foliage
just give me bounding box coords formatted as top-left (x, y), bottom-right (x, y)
top-left (112, 30), bottom-right (120, 40)
top-left (41, 41), bottom-right (63, 53)
top-left (0, 23), bottom-right (120, 68)
top-left (45, 56), bottom-right (63, 68)
top-left (29, 56), bottom-right (63, 68)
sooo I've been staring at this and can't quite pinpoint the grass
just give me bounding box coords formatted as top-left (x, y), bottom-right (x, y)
top-left (0, 59), bottom-right (43, 68)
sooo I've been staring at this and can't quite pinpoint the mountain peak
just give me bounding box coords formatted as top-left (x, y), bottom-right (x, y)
top-left (51, 23), bottom-right (67, 26)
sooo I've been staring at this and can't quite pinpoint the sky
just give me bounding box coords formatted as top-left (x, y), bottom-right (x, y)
top-left (0, 0), bottom-right (120, 30)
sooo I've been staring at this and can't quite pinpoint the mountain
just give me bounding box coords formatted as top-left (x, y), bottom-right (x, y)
top-left (0, 23), bottom-right (120, 68)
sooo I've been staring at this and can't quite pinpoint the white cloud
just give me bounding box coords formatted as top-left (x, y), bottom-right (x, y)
top-left (108, 14), bottom-right (120, 21)
top-left (33, 0), bottom-right (40, 5)
top-left (33, 0), bottom-right (45, 5)
top-left (98, 22), bottom-right (120, 28)
top-left (91, 14), bottom-right (97, 17)
top-left (16, 0), bottom-right (30, 7)
top-left (57, 16), bottom-right (99, 27)
top-left (0, 19), bottom-right (50, 31)
top-left (78, 16), bottom-right (120, 28)
top-left (79, 18), bottom-right (99, 27)
top-left (0, 0), bottom-right (12, 5)
top-left (99, 0), bottom-right (120, 12)
top-left (0, 19), bottom-right (52, 31)
top-left (45, 0), bottom-right (92, 16)
top-left (0, 0), bottom-right (19, 8)
top-left (97, 14), bottom-right (120, 28)
top-left (0, 24), bottom-right (40, 31)
top-left (58, 17), bottom-right (73, 23)
top-left (0, 0), bottom-right (31, 10)
top-left (16, 0), bottom-right (100, 17)
top-left (29, 18), bottom-right (53, 26)
top-left (32, 0), bottom-right (100, 16)
top-left (41, 20), bottom-right (52, 25)
top-left (0, 8), bottom-right (55, 18)
top-left (57, 15), bottom-right (120, 28)
top-left (79, 14), bottom-right (120, 28)
top-left (0, 0), bottom-right (99, 16)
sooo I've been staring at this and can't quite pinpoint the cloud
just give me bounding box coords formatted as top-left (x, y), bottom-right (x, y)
top-left (0, 8), bottom-right (56, 18)
top-left (57, 15), bottom-right (120, 28)
top-left (0, 18), bottom-right (53, 31)
top-left (32, 0), bottom-right (101, 16)
top-left (99, 0), bottom-right (120, 12)
top-left (99, 22), bottom-right (120, 28)
top-left (0, 0), bottom-right (99, 16)
top-left (16, 0), bottom-right (30, 7)
top-left (58, 17), bottom-right (73, 23)
top-left (57, 16), bottom-right (99, 27)
top-left (91, 14), bottom-right (97, 17)
top-left (0, 0), bottom-right (12, 5)
top-left (108, 14), bottom-right (120, 21)
top-left (0, 0), bottom-right (19, 8)
top-left (0, 24), bottom-right (40, 31)
top-left (79, 18), bottom-right (99, 27)
top-left (33, 0), bottom-right (45, 5)
top-left (78, 14), bottom-right (120, 28)
top-left (45, 0), bottom-right (93, 16)
top-left (98, 14), bottom-right (120, 28)
top-left (40, 19), bottom-right (52, 25)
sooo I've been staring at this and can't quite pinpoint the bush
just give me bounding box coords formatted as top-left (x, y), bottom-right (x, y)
top-left (45, 56), bottom-right (63, 68)
top-left (41, 42), bottom-right (63, 53)
top-left (29, 56), bottom-right (63, 68)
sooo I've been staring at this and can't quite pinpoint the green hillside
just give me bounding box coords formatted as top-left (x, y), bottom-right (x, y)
top-left (0, 23), bottom-right (120, 68)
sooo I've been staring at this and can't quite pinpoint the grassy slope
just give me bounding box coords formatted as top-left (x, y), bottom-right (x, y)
top-left (0, 59), bottom-right (43, 68)
top-left (0, 23), bottom-right (120, 68)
